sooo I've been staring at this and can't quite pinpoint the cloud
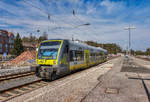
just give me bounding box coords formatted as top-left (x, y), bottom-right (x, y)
top-left (0, 0), bottom-right (150, 51)
top-left (100, 0), bottom-right (115, 14)
top-left (99, 0), bottom-right (125, 15)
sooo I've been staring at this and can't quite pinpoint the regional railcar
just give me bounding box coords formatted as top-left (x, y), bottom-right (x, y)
top-left (35, 39), bottom-right (107, 80)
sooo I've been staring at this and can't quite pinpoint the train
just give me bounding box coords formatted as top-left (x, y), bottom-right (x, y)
top-left (35, 39), bottom-right (107, 80)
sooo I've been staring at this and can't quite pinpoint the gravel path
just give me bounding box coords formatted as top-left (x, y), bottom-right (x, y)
top-left (8, 58), bottom-right (117, 102)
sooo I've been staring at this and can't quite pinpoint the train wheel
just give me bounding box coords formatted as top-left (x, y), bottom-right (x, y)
top-left (35, 67), bottom-right (40, 77)
top-left (51, 72), bottom-right (57, 81)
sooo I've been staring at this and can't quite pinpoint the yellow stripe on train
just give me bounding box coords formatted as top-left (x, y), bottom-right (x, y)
top-left (69, 60), bottom-right (102, 71)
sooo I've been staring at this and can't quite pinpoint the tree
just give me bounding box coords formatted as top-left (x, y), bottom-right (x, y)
top-left (12, 33), bottom-right (24, 56)
top-left (146, 48), bottom-right (150, 55)
top-left (38, 32), bottom-right (48, 43)
top-left (85, 41), bottom-right (122, 54)
top-left (135, 50), bottom-right (145, 55)
top-left (130, 49), bottom-right (135, 55)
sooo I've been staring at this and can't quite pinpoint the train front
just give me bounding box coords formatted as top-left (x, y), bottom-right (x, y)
top-left (36, 40), bottom-right (63, 80)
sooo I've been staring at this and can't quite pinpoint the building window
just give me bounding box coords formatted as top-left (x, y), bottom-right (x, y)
top-left (2, 33), bottom-right (7, 37)
top-left (5, 44), bottom-right (8, 48)
top-left (10, 45), bottom-right (14, 48)
top-left (5, 44), bottom-right (8, 52)
top-left (0, 43), bottom-right (2, 48)
top-left (0, 43), bottom-right (2, 53)
top-left (9, 38), bottom-right (14, 43)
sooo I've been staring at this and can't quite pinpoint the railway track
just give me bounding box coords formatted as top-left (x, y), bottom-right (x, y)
top-left (0, 79), bottom-right (48, 102)
top-left (0, 71), bottom-right (46, 102)
top-left (0, 60), bottom-right (113, 102)
top-left (0, 68), bottom-right (94, 102)
top-left (0, 72), bottom-right (35, 81)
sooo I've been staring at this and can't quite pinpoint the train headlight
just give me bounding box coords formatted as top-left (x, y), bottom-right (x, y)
top-left (36, 48), bottom-right (38, 52)
top-left (53, 61), bottom-right (56, 64)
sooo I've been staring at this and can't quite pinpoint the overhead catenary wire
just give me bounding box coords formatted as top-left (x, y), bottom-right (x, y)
top-left (3, 0), bottom-right (91, 40)
top-left (44, 0), bottom-right (76, 39)
top-left (72, 0), bottom-right (101, 38)
top-left (45, 0), bottom-right (90, 29)
top-left (22, 0), bottom-right (48, 16)
top-left (72, 0), bottom-right (90, 25)
top-left (22, 0), bottom-right (77, 29)
top-left (22, 0), bottom-right (59, 35)
top-left (68, 0), bottom-right (93, 41)
top-left (44, 0), bottom-right (89, 40)
top-left (72, 9), bottom-right (85, 23)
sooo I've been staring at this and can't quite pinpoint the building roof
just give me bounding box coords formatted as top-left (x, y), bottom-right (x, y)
top-left (8, 32), bottom-right (14, 37)
top-left (0, 29), bottom-right (8, 34)
top-left (22, 42), bottom-right (38, 48)
top-left (0, 29), bottom-right (14, 37)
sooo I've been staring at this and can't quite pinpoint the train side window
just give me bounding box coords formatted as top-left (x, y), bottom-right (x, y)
top-left (69, 50), bottom-right (74, 61)
top-left (75, 51), bottom-right (84, 61)
top-left (70, 50), bottom-right (84, 61)
top-left (81, 51), bottom-right (84, 60)
top-left (64, 45), bottom-right (69, 54)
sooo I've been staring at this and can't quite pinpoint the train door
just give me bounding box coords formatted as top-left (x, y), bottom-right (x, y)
top-left (60, 44), bottom-right (70, 75)
top-left (62, 45), bottom-right (69, 66)
top-left (84, 49), bottom-right (90, 67)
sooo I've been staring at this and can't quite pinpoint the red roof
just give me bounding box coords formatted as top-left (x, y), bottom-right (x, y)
top-left (8, 32), bottom-right (14, 37)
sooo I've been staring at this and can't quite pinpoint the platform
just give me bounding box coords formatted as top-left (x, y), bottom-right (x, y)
top-left (82, 57), bottom-right (150, 102)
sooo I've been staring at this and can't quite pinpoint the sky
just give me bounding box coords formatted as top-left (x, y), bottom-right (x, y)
top-left (0, 0), bottom-right (150, 51)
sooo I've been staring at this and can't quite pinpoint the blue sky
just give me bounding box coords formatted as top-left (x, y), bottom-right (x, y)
top-left (0, 0), bottom-right (150, 51)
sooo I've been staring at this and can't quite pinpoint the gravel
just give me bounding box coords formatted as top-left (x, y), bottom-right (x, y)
top-left (0, 66), bottom-right (35, 77)
top-left (0, 75), bottom-right (40, 92)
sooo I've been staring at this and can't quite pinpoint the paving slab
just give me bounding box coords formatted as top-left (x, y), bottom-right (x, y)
top-left (133, 57), bottom-right (150, 69)
top-left (82, 57), bottom-right (149, 102)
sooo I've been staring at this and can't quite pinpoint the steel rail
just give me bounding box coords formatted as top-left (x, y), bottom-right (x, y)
top-left (0, 72), bottom-right (35, 81)
top-left (0, 79), bottom-right (45, 102)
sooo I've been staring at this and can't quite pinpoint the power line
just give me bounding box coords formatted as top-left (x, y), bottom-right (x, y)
top-left (23, 0), bottom-right (78, 28)
top-left (72, 9), bottom-right (85, 23)
top-left (22, 0), bottom-right (48, 16)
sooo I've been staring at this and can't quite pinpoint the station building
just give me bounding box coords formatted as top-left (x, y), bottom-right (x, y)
top-left (0, 29), bottom-right (14, 54)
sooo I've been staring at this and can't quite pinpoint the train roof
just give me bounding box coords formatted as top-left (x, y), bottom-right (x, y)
top-left (69, 40), bottom-right (107, 53)
top-left (42, 39), bottom-right (107, 53)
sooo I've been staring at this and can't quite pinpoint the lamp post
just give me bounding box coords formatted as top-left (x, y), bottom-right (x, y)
top-left (72, 23), bottom-right (90, 41)
top-left (124, 25), bottom-right (136, 56)
top-left (74, 23), bottom-right (90, 28)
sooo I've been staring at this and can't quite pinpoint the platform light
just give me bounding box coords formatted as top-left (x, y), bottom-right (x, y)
top-left (74, 23), bottom-right (91, 28)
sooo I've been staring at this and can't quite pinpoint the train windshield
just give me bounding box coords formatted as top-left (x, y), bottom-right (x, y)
top-left (38, 41), bottom-right (61, 59)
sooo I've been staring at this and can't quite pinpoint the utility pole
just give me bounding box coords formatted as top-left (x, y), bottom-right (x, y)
top-left (72, 35), bottom-right (74, 41)
top-left (124, 25), bottom-right (136, 56)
